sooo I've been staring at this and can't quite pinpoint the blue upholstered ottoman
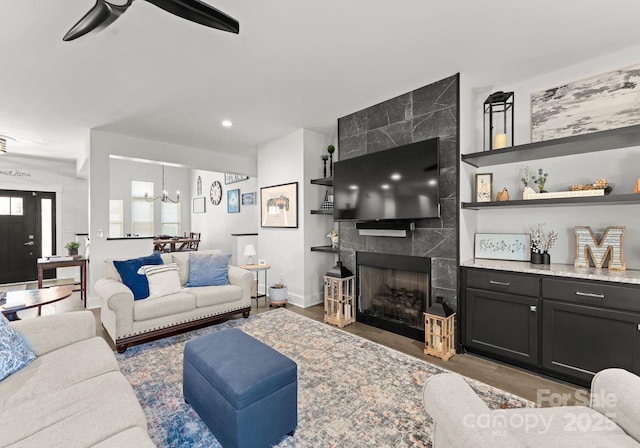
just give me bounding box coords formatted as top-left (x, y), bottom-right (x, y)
top-left (183, 328), bottom-right (297, 448)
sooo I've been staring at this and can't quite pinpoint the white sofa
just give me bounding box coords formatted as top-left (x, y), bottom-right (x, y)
top-left (423, 369), bottom-right (640, 447)
top-left (1, 311), bottom-right (155, 448)
top-left (95, 250), bottom-right (253, 352)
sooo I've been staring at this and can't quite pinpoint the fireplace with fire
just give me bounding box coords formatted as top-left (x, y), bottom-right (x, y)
top-left (356, 252), bottom-right (431, 341)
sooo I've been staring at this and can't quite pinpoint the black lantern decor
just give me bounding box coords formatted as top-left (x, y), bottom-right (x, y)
top-left (483, 91), bottom-right (514, 151)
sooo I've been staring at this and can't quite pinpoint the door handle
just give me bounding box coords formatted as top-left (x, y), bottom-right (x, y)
top-left (24, 241), bottom-right (34, 246)
top-left (530, 305), bottom-right (537, 312)
top-left (575, 291), bottom-right (605, 306)
top-left (489, 280), bottom-right (510, 287)
top-left (575, 291), bottom-right (604, 299)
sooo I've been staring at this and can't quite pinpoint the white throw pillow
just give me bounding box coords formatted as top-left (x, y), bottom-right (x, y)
top-left (141, 263), bottom-right (182, 298)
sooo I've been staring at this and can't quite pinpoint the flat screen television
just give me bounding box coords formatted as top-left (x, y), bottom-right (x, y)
top-left (333, 138), bottom-right (440, 221)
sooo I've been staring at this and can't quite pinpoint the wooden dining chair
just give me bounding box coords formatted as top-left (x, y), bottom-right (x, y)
top-left (184, 232), bottom-right (201, 251)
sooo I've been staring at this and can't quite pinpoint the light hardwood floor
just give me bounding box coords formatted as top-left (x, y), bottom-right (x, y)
top-left (91, 301), bottom-right (583, 406)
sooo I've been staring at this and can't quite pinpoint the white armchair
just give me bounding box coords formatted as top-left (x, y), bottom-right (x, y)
top-left (423, 369), bottom-right (640, 447)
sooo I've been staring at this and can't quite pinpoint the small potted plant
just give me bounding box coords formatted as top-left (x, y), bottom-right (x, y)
top-left (268, 280), bottom-right (288, 307)
top-left (520, 166), bottom-right (537, 199)
top-left (531, 168), bottom-right (549, 193)
top-left (65, 241), bottom-right (81, 256)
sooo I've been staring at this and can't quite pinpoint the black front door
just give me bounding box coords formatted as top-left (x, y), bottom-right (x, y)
top-left (0, 190), bottom-right (56, 283)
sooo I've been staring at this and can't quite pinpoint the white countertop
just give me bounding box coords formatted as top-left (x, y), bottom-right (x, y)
top-left (461, 259), bottom-right (640, 285)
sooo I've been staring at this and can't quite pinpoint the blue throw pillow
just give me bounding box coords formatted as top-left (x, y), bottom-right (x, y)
top-left (0, 313), bottom-right (36, 381)
top-left (186, 253), bottom-right (231, 287)
top-left (113, 253), bottom-right (163, 300)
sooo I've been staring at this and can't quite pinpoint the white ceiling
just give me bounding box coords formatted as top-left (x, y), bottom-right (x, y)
top-left (2, 0), bottom-right (640, 162)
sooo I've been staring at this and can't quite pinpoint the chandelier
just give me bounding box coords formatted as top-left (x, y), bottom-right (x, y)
top-left (145, 165), bottom-right (180, 203)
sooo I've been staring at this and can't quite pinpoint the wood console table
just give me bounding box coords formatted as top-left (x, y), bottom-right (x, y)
top-left (37, 257), bottom-right (87, 307)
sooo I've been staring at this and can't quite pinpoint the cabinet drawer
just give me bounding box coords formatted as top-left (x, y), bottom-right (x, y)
top-left (542, 277), bottom-right (640, 312)
top-left (466, 269), bottom-right (540, 297)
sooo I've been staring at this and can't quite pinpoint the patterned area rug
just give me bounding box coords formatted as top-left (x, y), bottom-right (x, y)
top-left (116, 309), bottom-right (532, 447)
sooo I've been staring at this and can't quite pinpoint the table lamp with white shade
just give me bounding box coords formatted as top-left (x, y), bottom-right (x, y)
top-left (244, 244), bottom-right (257, 265)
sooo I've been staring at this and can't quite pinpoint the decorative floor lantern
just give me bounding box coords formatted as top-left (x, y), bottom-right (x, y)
top-left (324, 262), bottom-right (355, 328)
top-left (484, 91), bottom-right (514, 151)
top-left (424, 296), bottom-right (456, 360)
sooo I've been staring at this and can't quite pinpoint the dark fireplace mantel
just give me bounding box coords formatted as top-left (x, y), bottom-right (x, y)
top-left (356, 252), bottom-right (431, 341)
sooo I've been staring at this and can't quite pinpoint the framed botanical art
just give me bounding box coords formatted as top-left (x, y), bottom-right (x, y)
top-left (192, 197), bottom-right (206, 214)
top-left (227, 189), bottom-right (240, 213)
top-left (242, 192), bottom-right (255, 206)
top-left (474, 233), bottom-right (531, 261)
top-left (260, 182), bottom-right (298, 228)
top-left (475, 173), bottom-right (493, 202)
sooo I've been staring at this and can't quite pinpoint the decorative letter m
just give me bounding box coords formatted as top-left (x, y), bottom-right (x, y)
top-left (574, 226), bottom-right (626, 271)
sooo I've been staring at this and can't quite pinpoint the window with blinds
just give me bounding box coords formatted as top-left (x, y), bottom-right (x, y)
top-left (161, 202), bottom-right (180, 236)
top-left (109, 199), bottom-right (124, 237)
top-left (131, 181), bottom-right (154, 236)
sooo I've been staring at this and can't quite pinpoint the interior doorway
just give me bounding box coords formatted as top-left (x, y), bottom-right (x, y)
top-left (0, 189), bottom-right (56, 283)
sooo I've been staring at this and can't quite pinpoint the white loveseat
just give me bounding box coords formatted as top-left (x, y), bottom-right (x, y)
top-left (423, 369), bottom-right (640, 447)
top-left (95, 250), bottom-right (253, 352)
top-left (1, 311), bottom-right (155, 448)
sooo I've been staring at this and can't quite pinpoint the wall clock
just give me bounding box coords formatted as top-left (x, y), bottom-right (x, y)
top-left (210, 181), bottom-right (222, 205)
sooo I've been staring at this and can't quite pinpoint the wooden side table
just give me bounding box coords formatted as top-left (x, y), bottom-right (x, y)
top-left (37, 257), bottom-right (87, 307)
top-left (240, 264), bottom-right (271, 307)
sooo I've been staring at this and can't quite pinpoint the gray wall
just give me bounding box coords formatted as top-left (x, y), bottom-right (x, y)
top-left (337, 73), bottom-right (459, 306)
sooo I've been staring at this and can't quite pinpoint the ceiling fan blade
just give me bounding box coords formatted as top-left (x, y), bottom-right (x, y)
top-left (63, 0), bottom-right (133, 41)
top-left (144, 0), bottom-right (239, 34)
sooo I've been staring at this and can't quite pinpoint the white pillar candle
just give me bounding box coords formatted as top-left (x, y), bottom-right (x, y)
top-left (493, 133), bottom-right (507, 149)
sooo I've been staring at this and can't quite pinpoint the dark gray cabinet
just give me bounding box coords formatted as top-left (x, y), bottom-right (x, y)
top-left (541, 277), bottom-right (640, 383)
top-left (461, 266), bottom-right (640, 386)
top-left (463, 269), bottom-right (540, 366)
top-left (466, 288), bottom-right (539, 365)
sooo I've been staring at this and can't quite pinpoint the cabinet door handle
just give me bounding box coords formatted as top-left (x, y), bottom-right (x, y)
top-left (530, 305), bottom-right (537, 312)
top-left (575, 291), bottom-right (605, 300)
top-left (489, 280), bottom-right (510, 287)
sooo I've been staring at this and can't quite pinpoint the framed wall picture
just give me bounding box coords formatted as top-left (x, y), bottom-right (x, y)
top-left (260, 182), bottom-right (298, 228)
top-left (193, 197), bottom-right (206, 214)
top-left (227, 189), bottom-right (240, 213)
top-left (225, 173), bottom-right (249, 184)
top-left (531, 62), bottom-right (640, 142)
top-left (242, 192), bottom-right (256, 206)
top-left (475, 173), bottom-right (493, 202)
top-left (474, 233), bottom-right (531, 261)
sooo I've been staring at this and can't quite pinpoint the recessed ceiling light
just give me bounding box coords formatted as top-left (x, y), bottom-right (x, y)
top-left (381, 184), bottom-right (390, 190)
top-left (222, 120), bottom-right (233, 127)
top-left (390, 173), bottom-right (401, 181)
